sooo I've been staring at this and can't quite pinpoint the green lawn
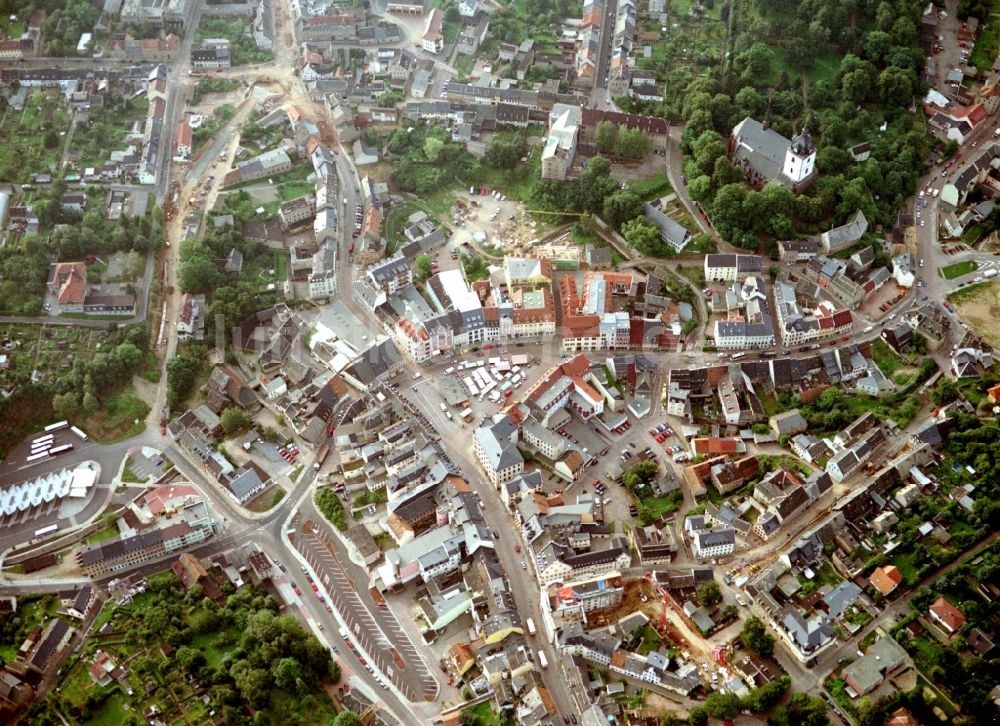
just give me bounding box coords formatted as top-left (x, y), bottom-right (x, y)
top-left (279, 181), bottom-right (314, 201)
top-left (272, 251), bottom-right (289, 281)
top-left (638, 490), bottom-right (683, 523)
top-left (627, 173), bottom-right (672, 201)
top-left (190, 631), bottom-right (231, 670)
top-left (939, 260), bottom-right (977, 279)
top-left (962, 223), bottom-right (985, 247)
top-left (86, 519), bottom-right (120, 544)
top-left (871, 338), bottom-right (906, 378)
top-left (86, 693), bottom-right (126, 726)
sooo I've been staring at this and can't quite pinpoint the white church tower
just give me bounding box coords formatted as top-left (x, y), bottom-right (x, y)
top-left (783, 127), bottom-right (816, 184)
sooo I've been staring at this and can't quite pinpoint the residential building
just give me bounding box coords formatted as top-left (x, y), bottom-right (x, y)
top-left (843, 637), bottom-right (909, 696)
top-left (869, 565), bottom-right (903, 597)
top-left (704, 253), bottom-right (763, 282)
top-left (174, 119), bottom-right (192, 159)
top-left (421, 8), bottom-right (445, 53)
top-left (473, 414), bottom-right (524, 487)
top-left (541, 105), bottom-right (580, 181)
top-left (643, 202), bottom-right (691, 253)
top-left (279, 196), bottom-right (315, 230)
top-left (235, 148), bottom-right (292, 183)
top-left (191, 39), bottom-right (230, 69)
top-left (928, 596), bottom-right (966, 634)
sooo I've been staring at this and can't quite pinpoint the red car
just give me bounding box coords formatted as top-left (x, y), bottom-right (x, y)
top-left (514, 544), bottom-right (521, 553)
top-left (655, 434), bottom-right (665, 443)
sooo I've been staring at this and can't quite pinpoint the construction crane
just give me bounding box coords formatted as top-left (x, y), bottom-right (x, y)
top-left (641, 572), bottom-right (672, 636)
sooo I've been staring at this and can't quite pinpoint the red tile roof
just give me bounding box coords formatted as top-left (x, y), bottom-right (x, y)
top-left (692, 437), bottom-right (739, 455)
top-left (53, 262), bottom-right (87, 305)
top-left (869, 565), bottom-right (903, 596)
top-left (929, 596), bottom-right (965, 632)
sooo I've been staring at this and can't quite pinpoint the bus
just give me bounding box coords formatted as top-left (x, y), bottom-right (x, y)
top-left (31, 441), bottom-right (52, 453)
top-left (44, 421), bottom-right (69, 433)
top-left (70, 426), bottom-right (88, 441)
top-left (32, 434), bottom-right (54, 447)
top-left (33, 524), bottom-right (58, 539)
top-left (526, 617), bottom-right (537, 636)
top-left (537, 650), bottom-right (548, 669)
top-left (49, 444), bottom-right (74, 456)
top-left (729, 352), bottom-right (747, 361)
top-left (26, 451), bottom-right (50, 464)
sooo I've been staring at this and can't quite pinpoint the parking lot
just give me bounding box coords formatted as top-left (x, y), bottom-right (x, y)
top-left (232, 430), bottom-right (295, 478)
top-left (126, 448), bottom-right (171, 481)
top-left (294, 518), bottom-right (438, 702)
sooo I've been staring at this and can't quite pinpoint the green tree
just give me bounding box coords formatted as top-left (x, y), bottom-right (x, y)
top-left (484, 137), bottom-right (526, 169)
top-left (878, 67), bottom-right (913, 107)
top-left (741, 616), bottom-right (775, 657)
top-left (595, 120), bottom-right (619, 154)
top-left (931, 378), bottom-right (959, 405)
top-left (176, 645), bottom-right (206, 672)
top-left (697, 581), bottom-right (722, 607)
top-left (178, 254), bottom-right (225, 294)
top-left (166, 353), bottom-right (202, 409)
top-left (414, 254), bottom-right (433, 282)
top-left (82, 391), bottom-right (99, 415)
top-left (52, 391), bottom-right (81, 419)
top-left (115, 342), bottom-right (142, 370)
top-left (220, 407), bottom-right (252, 435)
top-left (602, 190), bottom-right (643, 231)
top-left (617, 127), bottom-right (652, 160)
top-left (272, 657), bottom-right (302, 692)
top-left (578, 156), bottom-right (620, 214)
top-left (621, 217), bottom-right (666, 256)
top-left (692, 130), bottom-right (727, 176)
top-left (705, 692), bottom-right (741, 720)
top-left (738, 42), bottom-right (774, 79)
top-left (689, 707), bottom-right (708, 726)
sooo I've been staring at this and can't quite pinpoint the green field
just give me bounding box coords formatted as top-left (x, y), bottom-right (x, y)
top-left (940, 260), bottom-right (977, 279)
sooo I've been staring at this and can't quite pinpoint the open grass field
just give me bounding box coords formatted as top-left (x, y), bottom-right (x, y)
top-left (950, 279), bottom-right (1000, 347)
